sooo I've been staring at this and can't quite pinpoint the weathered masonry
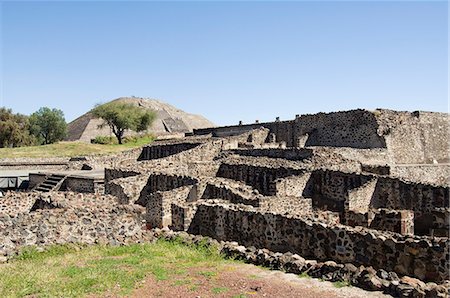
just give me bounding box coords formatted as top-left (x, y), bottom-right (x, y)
top-left (2, 108), bottom-right (449, 295)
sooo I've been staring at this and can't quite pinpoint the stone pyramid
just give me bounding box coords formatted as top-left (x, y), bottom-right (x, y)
top-left (66, 97), bottom-right (215, 142)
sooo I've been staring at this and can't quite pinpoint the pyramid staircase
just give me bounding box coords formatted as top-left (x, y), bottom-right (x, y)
top-left (34, 174), bottom-right (66, 192)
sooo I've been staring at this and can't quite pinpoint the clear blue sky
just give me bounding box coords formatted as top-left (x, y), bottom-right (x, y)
top-left (0, 1), bottom-right (448, 126)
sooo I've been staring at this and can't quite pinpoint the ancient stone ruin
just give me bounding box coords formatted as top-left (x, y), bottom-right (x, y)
top-left (0, 108), bottom-right (449, 296)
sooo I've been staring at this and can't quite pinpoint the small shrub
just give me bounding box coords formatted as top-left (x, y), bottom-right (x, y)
top-left (333, 281), bottom-right (351, 288)
top-left (298, 272), bottom-right (311, 279)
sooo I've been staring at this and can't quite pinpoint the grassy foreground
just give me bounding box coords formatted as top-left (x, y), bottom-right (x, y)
top-left (0, 239), bottom-right (231, 297)
top-left (0, 136), bottom-right (154, 158)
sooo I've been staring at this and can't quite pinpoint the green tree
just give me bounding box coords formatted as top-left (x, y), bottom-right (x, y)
top-left (29, 107), bottom-right (67, 144)
top-left (0, 108), bottom-right (36, 148)
top-left (92, 102), bottom-right (156, 144)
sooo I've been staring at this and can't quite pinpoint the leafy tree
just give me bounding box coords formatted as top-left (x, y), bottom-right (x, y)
top-left (0, 108), bottom-right (36, 148)
top-left (29, 107), bottom-right (67, 144)
top-left (92, 102), bottom-right (156, 144)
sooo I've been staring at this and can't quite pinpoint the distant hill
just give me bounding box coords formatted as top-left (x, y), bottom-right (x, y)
top-left (66, 97), bottom-right (215, 142)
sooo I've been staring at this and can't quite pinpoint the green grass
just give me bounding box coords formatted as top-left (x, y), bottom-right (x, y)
top-left (0, 238), bottom-right (230, 297)
top-left (212, 287), bottom-right (229, 294)
top-left (0, 135), bottom-right (154, 158)
top-left (298, 272), bottom-right (311, 279)
top-left (198, 270), bottom-right (217, 279)
top-left (333, 281), bottom-right (351, 288)
top-left (248, 274), bottom-right (260, 279)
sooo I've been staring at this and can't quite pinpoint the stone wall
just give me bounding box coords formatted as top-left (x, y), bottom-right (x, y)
top-left (106, 174), bottom-right (150, 204)
top-left (370, 177), bottom-right (449, 212)
top-left (414, 208), bottom-right (450, 237)
top-left (308, 170), bottom-right (373, 213)
top-left (189, 202), bottom-right (449, 282)
top-left (230, 148), bottom-right (313, 161)
top-left (68, 147), bottom-right (144, 170)
top-left (194, 109), bottom-right (450, 165)
top-left (60, 177), bottom-right (96, 193)
top-left (0, 157), bottom-right (69, 171)
top-left (28, 173), bottom-right (48, 190)
top-left (368, 209), bottom-right (415, 235)
top-left (0, 192), bottom-right (148, 256)
top-left (347, 178), bottom-right (377, 213)
top-left (105, 168), bottom-right (141, 185)
top-left (295, 109), bottom-right (386, 149)
top-left (390, 164), bottom-right (450, 186)
top-left (194, 121), bottom-right (294, 145)
top-left (377, 110), bottom-right (450, 164)
top-left (259, 196), bottom-right (313, 215)
top-left (136, 174), bottom-right (198, 206)
top-left (194, 110), bottom-right (386, 149)
top-left (321, 147), bottom-right (392, 166)
top-left (138, 142), bottom-right (203, 161)
top-left (216, 162), bottom-right (304, 196)
top-left (143, 186), bottom-right (192, 229)
top-left (272, 173), bottom-right (312, 198)
top-left (171, 202), bottom-right (199, 231)
top-left (201, 180), bottom-right (261, 207)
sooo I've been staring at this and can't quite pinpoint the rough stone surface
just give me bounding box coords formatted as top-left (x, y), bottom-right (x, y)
top-left (1, 108), bottom-right (449, 295)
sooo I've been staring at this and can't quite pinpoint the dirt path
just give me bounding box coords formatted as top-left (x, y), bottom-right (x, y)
top-left (126, 263), bottom-right (389, 298)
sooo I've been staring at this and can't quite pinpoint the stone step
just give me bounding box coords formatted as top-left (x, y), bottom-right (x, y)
top-left (46, 177), bottom-right (63, 183)
top-left (35, 187), bottom-right (51, 192)
top-left (37, 186), bottom-right (53, 191)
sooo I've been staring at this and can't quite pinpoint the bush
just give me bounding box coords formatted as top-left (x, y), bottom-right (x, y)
top-left (91, 136), bottom-right (117, 145)
top-left (122, 135), bottom-right (139, 144)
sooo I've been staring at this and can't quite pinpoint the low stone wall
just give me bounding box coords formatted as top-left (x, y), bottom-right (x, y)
top-left (230, 148), bottom-right (313, 161)
top-left (272, 173), bottom-right (312, 198)
top-left (414, 208), bottom-right (450, 237)
top-left (347, 178), bottom-right (377, 213)
top-left (60, 176), bottom-right (96, 193)
top-left (138, 142), bottom-right (203, 161)
top-left (142, 186), bottom-right (193, 229)
top-left (189, 203), bottom-right (449, 282)
top-left (28, 173), bottom-right (48, 190)
top-left (371, 177), bottom-right (449, 212)
top-left (368, 209), bottom-right (414, 235)
top-left (106, 174), bottom-right (150, 204)
top-left (259, 196), bottom-right (313, 215)
top-left (136, 174), bottom-right (198, 206)
top-left (0, 192), bottom-right (148, 257)
top-left (0, 157), bottom-right (69, 171)
top-left (343, 210), bottom-right (368, 227)
top-left (105, 168), bottom-right (141, 185)
top-left (201, 179), bottom-right (261, 207)
top-left (217, 162), bottom-right (305, 196)
top-left (171, 202), bottom-right (199, 231)
top-left (390, 164), bottom-right (450, 186)
top-left (68, 147), bottom-right (143, 170)
top-left (308, 170), bottom-right (373, 213)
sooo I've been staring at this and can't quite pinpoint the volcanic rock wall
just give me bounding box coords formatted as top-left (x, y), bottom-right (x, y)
top-left (189, 203), bottom-right (449, 282)
top-left (0, 192), bottom-right (147, 256)
top-left (193, 109), bottom-right (450, 164)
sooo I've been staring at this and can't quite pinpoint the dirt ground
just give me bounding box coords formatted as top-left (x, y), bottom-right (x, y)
top-left (123, 263), bottom-right (389, 298)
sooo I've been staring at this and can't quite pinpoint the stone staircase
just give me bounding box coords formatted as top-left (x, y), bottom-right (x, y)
top-left (34, 174), bottom-right (66, 192)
